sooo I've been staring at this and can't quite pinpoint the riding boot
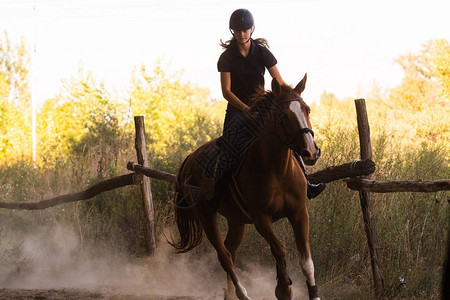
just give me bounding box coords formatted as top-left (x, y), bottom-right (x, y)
top-left (293, 152), bottom-right (326, 199)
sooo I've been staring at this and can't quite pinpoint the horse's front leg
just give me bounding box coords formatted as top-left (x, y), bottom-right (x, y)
top-left (254, 214), bottom-right (293, 300)
top-left (288, 211), bottom-right (320, 300)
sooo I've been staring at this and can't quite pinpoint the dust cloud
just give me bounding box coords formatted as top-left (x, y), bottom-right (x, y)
top-left (0, 226), bottom-right (308, 299)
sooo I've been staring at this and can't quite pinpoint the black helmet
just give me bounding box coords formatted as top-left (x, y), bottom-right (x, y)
top-left (229, 9), bottom-right (254, 31)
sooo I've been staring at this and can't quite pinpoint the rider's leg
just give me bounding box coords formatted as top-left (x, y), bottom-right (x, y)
top-left (293, 152), bottom-right (326, 199)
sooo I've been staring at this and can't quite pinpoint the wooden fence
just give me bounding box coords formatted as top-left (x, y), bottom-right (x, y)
top-left (0, 100), bottom-right (448, 298)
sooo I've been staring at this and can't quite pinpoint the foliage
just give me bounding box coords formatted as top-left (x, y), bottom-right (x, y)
top-left (0, 32), bottom-right (32, 162)
top-left (37, 68), bottom-right (122, 164)
top-left (128, 60), bottom-right (224, 172)
top-left (389, 39), bottom-right (449, 110)
top-left (431, 39), bottom-right (450, 100)
top-left (0, 31), bottom-right (30, 107)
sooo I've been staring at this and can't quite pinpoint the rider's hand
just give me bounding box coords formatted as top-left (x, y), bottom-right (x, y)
top-left (242, 105), bottom-right (262, 129)
top-left (242, 106), bottom-right (257, 119)
top-left (242, 105), bottom-right (252, 116)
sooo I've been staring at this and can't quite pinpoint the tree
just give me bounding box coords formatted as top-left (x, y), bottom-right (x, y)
top-left (431, 39), bottom-right (450, 100)
top-left (37, 68), bottom-right (121, 163)
top-left (128, 60), bottom-right (223, 170)
top-left (389, 39), bottom-right (449, 110)
top-left (0, 31), bottom-right (31, 163)
top-left (0, 31), bottom-right (30, 107)
top-left (381, 39), bottom-right (450, 150)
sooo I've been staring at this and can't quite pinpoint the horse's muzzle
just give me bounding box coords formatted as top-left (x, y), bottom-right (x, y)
top-left (290, 128), bottom-right (321, 165)
top-left (302, 144), bottom-right (321, 166)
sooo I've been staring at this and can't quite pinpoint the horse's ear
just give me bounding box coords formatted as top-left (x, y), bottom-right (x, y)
top-left (294, 73), bottom-right (307, 94)
top-left (271, 77), bottom-right (281, 95)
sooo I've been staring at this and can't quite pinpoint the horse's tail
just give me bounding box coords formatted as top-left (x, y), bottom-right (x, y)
top-left (168, 155), bottom-right (205, 253)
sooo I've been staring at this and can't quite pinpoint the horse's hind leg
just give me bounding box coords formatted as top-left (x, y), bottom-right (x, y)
top-left (288, 212), bottom-right (320, 300)
top-left (224, 220), bottom-right (246, 300)
top-left (253, 215), bottom-right (292, 300)
top-left (199, 209), bottom-right (251, 300)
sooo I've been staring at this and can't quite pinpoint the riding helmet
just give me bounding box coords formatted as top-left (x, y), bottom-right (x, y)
top-left (229, 9), bottom-right (254, 31)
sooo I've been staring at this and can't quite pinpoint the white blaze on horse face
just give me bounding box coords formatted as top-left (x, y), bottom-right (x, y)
top-left (288, 101), bottom-right (307, 128)
top-left (289, 101), bottom-right (314, 143)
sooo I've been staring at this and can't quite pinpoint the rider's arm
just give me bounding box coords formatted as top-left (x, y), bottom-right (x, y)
top-left (220, 72), bottom-right (251, 113)
top-left (268, 65), bottom-right (286, 85)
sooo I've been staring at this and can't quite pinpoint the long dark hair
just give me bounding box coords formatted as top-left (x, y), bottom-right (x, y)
top-left (220, 37), bottom-right (270, 50)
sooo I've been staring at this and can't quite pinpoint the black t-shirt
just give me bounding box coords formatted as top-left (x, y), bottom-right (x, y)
top-left (217, 39), bottom-right (277, 103)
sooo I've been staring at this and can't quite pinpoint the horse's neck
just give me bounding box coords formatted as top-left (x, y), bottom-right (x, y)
top-left (245, 97), bottom-right (295, 171)
top-left (249, 133), bottom-right (293, 172)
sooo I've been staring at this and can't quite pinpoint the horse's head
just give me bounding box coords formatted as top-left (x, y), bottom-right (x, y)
top-left (270, 74), bottom-right (321, 165)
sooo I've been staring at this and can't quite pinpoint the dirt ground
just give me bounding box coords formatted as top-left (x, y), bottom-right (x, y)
top-left (0, 288), bottom-right (208, 299)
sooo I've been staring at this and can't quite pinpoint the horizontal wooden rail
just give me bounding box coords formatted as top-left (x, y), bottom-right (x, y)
top-left (346, 178), bottom-right (450, 193)
top-left (127, 159), bottom-right (375, 185)
top-left (0, 173), bottom-right (142, 210)
top-left (2, 161), bottom-right (446, 211)
top-left (308, 159), bottom-right (375, 184)
top-left (127, 161), bottom-right (176, 183)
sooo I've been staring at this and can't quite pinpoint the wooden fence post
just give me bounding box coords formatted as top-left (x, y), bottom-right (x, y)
top-left (355, 99), bottom-right (384, 297)
top-left (134, 116), bottom-right (156, 255)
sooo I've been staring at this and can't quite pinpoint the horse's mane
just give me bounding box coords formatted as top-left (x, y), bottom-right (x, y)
top-left (247, 83), bottom-right (296, 108)
top-left (247, 85), bottom-right (270, 107)
top-left (246, 83), bottom-right (310, 122)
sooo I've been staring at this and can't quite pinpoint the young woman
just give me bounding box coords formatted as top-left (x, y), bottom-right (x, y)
top-left (218, 8), bottom-right (284, 130)
top-left (217, 8), bottom-right (325, 198)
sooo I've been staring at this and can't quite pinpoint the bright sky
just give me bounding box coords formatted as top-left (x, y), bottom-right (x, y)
top-left (1, 0), bottom-right (449, 106)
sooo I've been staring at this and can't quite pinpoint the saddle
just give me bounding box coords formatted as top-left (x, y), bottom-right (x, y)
top-left (192, 134), bottom-right (251, 216)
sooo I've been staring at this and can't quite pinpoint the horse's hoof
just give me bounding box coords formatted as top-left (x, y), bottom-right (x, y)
top-left (235, 282), bottom-right (252, 300)
top-left (275, 284), bottom-right (292, 300)
top-left (236, 292), bottom-right (251, 300)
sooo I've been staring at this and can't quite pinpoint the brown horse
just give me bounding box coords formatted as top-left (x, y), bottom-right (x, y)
top-left (170, 74), bottom-right (321, 300)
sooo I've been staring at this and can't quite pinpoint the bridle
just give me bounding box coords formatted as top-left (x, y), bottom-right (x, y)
top-left (275, 97), bottom-right (316, 150)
